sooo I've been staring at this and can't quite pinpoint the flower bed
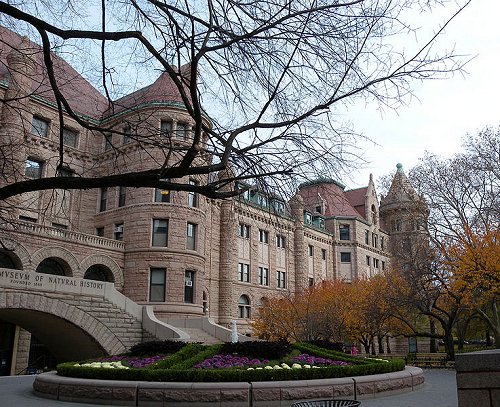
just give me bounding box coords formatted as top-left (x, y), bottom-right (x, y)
top-left (57, 341), bottom-right (405, 382)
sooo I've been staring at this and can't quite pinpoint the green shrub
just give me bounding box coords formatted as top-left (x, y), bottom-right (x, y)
top-left (57, 342), bottom-right (405, 382)
top-left (305, 340), bottom-right (345, 352)
top-left (128, 340), bottom-right (188, 356)
top-left (220, 341), bottom-right (291, 360)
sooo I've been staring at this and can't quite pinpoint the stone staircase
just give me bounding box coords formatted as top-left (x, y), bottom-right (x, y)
top-left (177, 327), bottom-right (222, 344)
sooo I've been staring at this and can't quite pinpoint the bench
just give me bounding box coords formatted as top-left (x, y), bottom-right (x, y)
top-left (407, 353), bottom-right (447, 368)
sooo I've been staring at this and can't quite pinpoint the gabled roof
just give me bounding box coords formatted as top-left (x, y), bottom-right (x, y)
top-left (0, 26), bottom-right (109, 119)
top-left (299, 181), bottom-right (361, 218)
top-left (0, 26), bottom-right (187, 121)
top-left (345, 187), bottom-right (367, 219)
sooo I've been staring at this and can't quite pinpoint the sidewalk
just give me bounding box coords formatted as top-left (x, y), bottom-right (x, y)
top-left (360, 369), bottom-right (457, 407)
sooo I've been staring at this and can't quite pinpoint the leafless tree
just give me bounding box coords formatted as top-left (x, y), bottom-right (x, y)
top-left (0, 0), bottom-right (471, 203)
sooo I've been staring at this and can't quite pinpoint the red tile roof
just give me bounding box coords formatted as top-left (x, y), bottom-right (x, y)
top-left (345, 187), bottom-right (367, 219)
top-left (299, 181), bottom-right (361, 218)
top-left (0, 26), bottom-right (187, 121)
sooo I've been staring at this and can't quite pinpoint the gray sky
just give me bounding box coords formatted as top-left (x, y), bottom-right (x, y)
top-left (343, 0), bottom-right (499, 189)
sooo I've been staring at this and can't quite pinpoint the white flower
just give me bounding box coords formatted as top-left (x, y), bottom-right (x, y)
top-left (281, 363), bottom-right (291, 369)
top-left (303, 364), bottom-right (311, 369)
top-left (292, 363), bottom-right (302, 369)
top-left (255, 367), bottom-right (263, 370)
top-left (273, 365), bottom-right (282, 370)
top-left (264, 366), bottom-right (273, 370)
top-left (247, 368), bottom-right (254, 370)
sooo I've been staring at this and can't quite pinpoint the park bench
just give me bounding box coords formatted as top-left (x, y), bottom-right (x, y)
top-left (407, 352), bottom-right (447, 368)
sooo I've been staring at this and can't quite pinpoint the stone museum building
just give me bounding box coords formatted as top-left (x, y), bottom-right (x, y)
top-left (0, 27), bottom-right (418, 374)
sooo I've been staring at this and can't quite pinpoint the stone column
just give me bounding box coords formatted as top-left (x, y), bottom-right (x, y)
top-left (290, 193), bottom-right (307, 292)
top-left (218, 199), bottom-right (237, 327)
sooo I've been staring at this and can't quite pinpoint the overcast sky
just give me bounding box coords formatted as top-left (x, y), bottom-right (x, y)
top-left (342, 0), bottom-right (499, 189)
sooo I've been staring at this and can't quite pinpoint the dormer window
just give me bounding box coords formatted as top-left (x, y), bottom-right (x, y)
top-left (271, 199), bottom-right (285, 214)
top-left (304, 212), bottom-right (313, 225)
top-left (313, 215), bottom-right (325, 229)
top-left (315, 205), bottom-right (322, 214)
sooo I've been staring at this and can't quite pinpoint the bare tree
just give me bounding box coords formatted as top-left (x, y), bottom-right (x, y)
top-left (0, 0), bottom-right (471, 203)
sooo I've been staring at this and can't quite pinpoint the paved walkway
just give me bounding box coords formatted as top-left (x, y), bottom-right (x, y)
top-left (0, 369), bottom-right (458, 407)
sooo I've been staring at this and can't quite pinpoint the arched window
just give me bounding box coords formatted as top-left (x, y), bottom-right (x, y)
top-left (371, 204), bottom-right (378, 225)
top-left (36, 258), bottom-right (66, 276)
top-left (0, 251), bottom-right (18, 269)
top-left (84, 265), bottom-right (111, 282)
top-left (238, 295), bottom-right (251, 319)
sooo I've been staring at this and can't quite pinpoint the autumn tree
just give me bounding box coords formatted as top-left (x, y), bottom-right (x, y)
top-left (381, 129), bottom-right (500, 358)
top-left (0, 0), bottom-right (471, 206)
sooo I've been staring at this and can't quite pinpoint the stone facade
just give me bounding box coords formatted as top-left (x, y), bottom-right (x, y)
top-left (0, 27), bottom-right (404, 366)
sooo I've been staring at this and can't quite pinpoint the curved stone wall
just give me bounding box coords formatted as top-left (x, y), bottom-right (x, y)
top-left (33, 366), bottom-right (424, 406)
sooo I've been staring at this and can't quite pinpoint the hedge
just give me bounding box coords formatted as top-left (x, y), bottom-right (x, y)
top-left (56, 342), bottom-right (405, 382)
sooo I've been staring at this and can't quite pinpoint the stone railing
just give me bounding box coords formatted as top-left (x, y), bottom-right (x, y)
top-left (8, 221), bottom-right (125, 250)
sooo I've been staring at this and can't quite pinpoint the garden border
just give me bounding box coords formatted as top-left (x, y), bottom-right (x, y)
top-left (33, 366), bottom-right (424, 406)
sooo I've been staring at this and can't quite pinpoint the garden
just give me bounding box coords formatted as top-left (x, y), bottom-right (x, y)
top-left (57, 340), bottom-right (405, 383)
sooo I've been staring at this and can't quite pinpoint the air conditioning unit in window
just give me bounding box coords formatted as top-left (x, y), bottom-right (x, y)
top-left (114, 225), bottom-right (123, 233)
top-left (185, 281), bottom-right (193, 287)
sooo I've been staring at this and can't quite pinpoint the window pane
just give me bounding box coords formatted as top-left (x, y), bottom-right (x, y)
top-left (340, 252), bottom-right (351, 262)
top-left (161, 120), bottom-right (172, 137)
top-left (118, 186), bottom-right (126, 207)
top-left (63, 128), bottom-right (78, 147)
top-left (187, 223), bottom-right (197, 250)
top-left (25, 159), bottom-right (42, 179)
top-left (339, 225), bottom-right (350, 240)
top-left (184, 270), bottom-right (194, 303)
top-left (150, 268), bottom-right (166, 302)
top-left (31, 117), bottom-right (48, 137)
top-left (152, 219), bottom-right (168, 247)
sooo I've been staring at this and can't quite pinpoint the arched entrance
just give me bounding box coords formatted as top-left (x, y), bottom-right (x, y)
top-left (84, 265), bottom-right (114, 282)
top-left (35, 258), bottom-right (68, 276)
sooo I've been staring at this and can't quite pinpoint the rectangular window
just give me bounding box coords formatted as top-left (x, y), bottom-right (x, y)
top-left (123, 126), bottom-right (131, 144)
top-left (96, 227), bottom-right (104, 237)
top-left (188, 180), bottom-right (198, 208)
top-left (321, 249), bottom-right (327, 261)
top-left (276, 271), bottom-right (286, 288)
top-left (25, 159), bottom-right (43, 179)
top-left (374, 258), bottom-right (380, 269)
top-left (176, 122), bottom-right (189, 139)
top-left (99, 187), bottom-right (107, 212)
top-left (382, 261), bottom-right (386, 271)
top-left (258, 267), bottom-right (269, 286)
top-left (309, 277), bottom-right (314, 287)
top-left (366, 255), bottom-right (371, 266)
top-left (118, 186), bottom-right (126, 207)
top-left (365, 230), bottom-right (369, 244)
top-left (184, 270), bottom-right (194, 303)
top-left (372, 233), bottom-right (378, 248)
top-left (238, 263), bottom-right (250, 282)
top-left (52, 223), bottom-right (67, 229)
top-left (340, 252), bottom-right (351, 263)
top-left (161, 120), bottom-right (172, 137)
top-left (276, 234), bottom-right (285, 248)
top-left (239, 224), bottom-right (250, 238)
top-left (259, 229), bottom-right (269, 244)
top-left (104, 134), bottom-right (112, 151)
top-left (339, 224), bottom-right (350, 240)
top-left (155, 178), bottom-right (171, 203)
top-left (149, 268), bottom-right (166, 302)
top-left (308, 245), bottom-right (313, 256)
top-left (114, 223), bottom-right (124, 241)
top-left (186, 222), bottom-right (197, 250)
top-left (381, 237), bottom-right (385, 251)
top-left (19, 215), bottom-right (37, 223)
top-left (304, 212), bottom-right (313, 225)
top-left (152, 219), bottom-right (168, 247)
top-left (63, 127), bottom-right (78, 148)
top-left (31, 116), bottom-right (49, 137)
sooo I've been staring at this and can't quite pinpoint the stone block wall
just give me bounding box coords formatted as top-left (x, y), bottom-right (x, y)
top-left (456, 349), bottom-right (500, 407)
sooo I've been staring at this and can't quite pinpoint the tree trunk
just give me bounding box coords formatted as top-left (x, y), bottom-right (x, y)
top-left (429, 318), bottom-right (437, 353)
top-left (444, 330), bottom-right (455, 361)
top-left (378, 335), bottom-right (384, 354)
top-left (386, 336), bottom-right (392, 354)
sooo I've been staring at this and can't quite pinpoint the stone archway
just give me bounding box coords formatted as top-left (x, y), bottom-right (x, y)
top-left (0, 237), bottom-right (30, 270)
top-left (79, 254), bottom-right (123, 290)
top-left (0, 291), bottom-right (129, 360)
top-left (29, 247), bottom-right (79, 276)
